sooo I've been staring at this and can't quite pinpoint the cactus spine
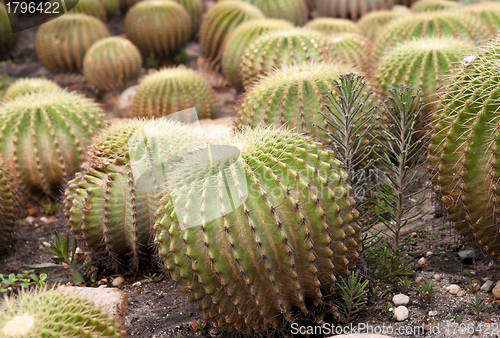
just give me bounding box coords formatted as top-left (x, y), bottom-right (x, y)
top-left (221, 19), bottom-right (293, 88)
top-left (0, 3), bottom-right (17, 57)
top-left (326, 33), bottom-right (371, 70)
top-left (223, 0), bottom-right (308, 25)
top-left (35, 14), bottom-right (110, 73)
top-left (83, 37), bottom-right (142, 91)
top-left (462, 2), bottom-right (500, 31)
top-left (156, 127), bottom-right (360, 333)
top-left (316, 0), bottom-right (393, 20)
top-left (428, 37), bottom-right (500, 259)
top-left (411, 0), bottom-right (460, 12)
top-left (357, 10), bottom-right (410, 40)
top-left (0, 157), bottom-right (16, 250)
top-left (239, 28), bottom-right (331, 88)
top-left (305, 18), bottom-right (361, 35)
top-left (2, 78), bottom-right (61, 102)
top-left (0, 89), bottom-right (107, 199)
top-left (132, 66), bottom-right (218, 120)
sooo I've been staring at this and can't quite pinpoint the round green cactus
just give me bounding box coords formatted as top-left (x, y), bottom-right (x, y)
top-left (200, 1), bottom-right (264, 67)
top-left (0, 157), bottom-right (16, 250)
top-left (0, 3), bottom-right (17, 57)
top-left (119, 0), bottom-right (141, 14)
top-left (35, 14), bottom-right (110, 73)
top-left (428, 37), bottom-right (500, 259)
top-left (2, 78), bottom-right (61, 102)
top-left (305, 18), bottom-right (361, 35)
top-left (172, 0), bottom-right (204, 37)
top-left (125, 0), bottom-right (191, 60)
top-left (316, 0), bottom-right (393, 20)
top-left (83, 37), bottom-right (142, 92)
top-left (221, 19), bottom-right (293, 88)
top-left (99, 0), bottom-right (119, 17)
top-left (0, 289), bottom-right (124, 337)
top-left (462, 2), bottom-right (500, 31)
top-left (132, 66), bottom-right (217, 120)
top-left (0, 89), bottom-right (107, 199)
top-left (376, 36), bottom-right (475, 107)
top-left (69, 0), bottom-right (107, 21)
top-left (371, 11), bottom-right (492, 62)
top-left (156, 127), bottom-right (361, 333)
top-left (357, 10), bottom-right (410, 40)
top-left (326, 33), bottom-right (370, 70)
top-left (222, 0), bottom-right (308, 25)
top-left (411, 0), bottom-right (460, 12)
top-left (239, 28), bottom-right (331, 88)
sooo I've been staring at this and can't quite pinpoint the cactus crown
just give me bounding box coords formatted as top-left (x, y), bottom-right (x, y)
top-left (357, 10), bottom-right (410, 39)
top-left (326, 33), bottom-right (370, 70)
top-left (305, 18), bottom-right (361, 35)
top-left (2, 78), bottom-right (61, 102)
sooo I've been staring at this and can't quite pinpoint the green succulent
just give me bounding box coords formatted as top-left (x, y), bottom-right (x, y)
top-left (156, 127), bottom-right (361, 333)
top-left (2, 78), bottom-right (61, 102)
top-left (0, 3), bottom-right (17, 57)
top-left (132, 66), bottom-right (217, 120)
top-left (35, 13), bottom-right (110, 73)
top-left (239, 28), bottom-right (330, 88)
top-left (0, 157), bottom-right (16, 250)
top-left (221, 0), bottom-right (308, 25)
top-left (200, 1), bottom-right (264, 68)
top-left (83, 37), bottom-right (142, 91)
top-left (305, 18), bottom-right (361, 35)
top-left (428, 36), bottom-right (500, 259)
top-left (326, 33), bottom-right (370, 70)
top-left (316, 0), bottom-right (393, 20)
top-left (357, 10), bottom-right (411, 40)
top-left (221, 18), bottom-right (293, 88)
top-left (0, 89), bottom-right (107, 199)
top-left (0, 288), bottom-right (124, 337)
top-left (125, 0), bottom-right (191, 60)
top-left (461, 2), bottom-right (500, 31)
top-left (411, 0), bottom-right (460, 12)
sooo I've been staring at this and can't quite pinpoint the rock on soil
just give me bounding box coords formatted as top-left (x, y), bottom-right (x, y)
top-left (392, 294), bottom-right (410, 306)
top-left (394, 306), bottom-right (409, 321)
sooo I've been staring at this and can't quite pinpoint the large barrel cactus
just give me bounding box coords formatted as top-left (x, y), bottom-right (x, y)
top-left (2, 78), bottom-right (61, 102)
top-left (173, 0), bottom-right (204, 37)
top-left (429, 37), bottom-right (500, 258)
top-left (156, 127), bottom-right (361, 333)
top-left (305, 18), bottom-right (361, 35)
top-left (222, 0), bottom-right (308, 25)
top-left (35, 14), bottom-right (110, 73)
top-left (200, 1), bottom-right (264, 67)
top-left (221, 19), bottom-right (293, 88)
top-left (239, 28), bottom-right (330, 88)
top-left (462, 2), bottom-right (500, 31)
top-left (0, 157), bottom-right (16, 250)
top-left (132, 66), bottom-right (217, 120)
top-left (0, 289), bottom-right (124, 337)
top-left (316, 0), bottom-right (392, 20)
top-left (371, 11), bottom-right (492, 62)
top-left (326, 33), bottom-right (370, 70)
top-left (83, 37), bottom-right (142, 91)
top-left (125, 1), bottom-right (192, 60)
top-left (0, 89), bottom-right (107, 199)
top-left (0, 3), bottom-right (17, 57)
top-left (411, 0), bottom-right (460, 12)
top-left (357, 10), bottom-right (410, 40)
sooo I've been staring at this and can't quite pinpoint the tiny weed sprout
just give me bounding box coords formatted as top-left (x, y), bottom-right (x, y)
top-left (417, 280), bottom-right (439, 300)
top-left (336, 271), bottom-right (369, 324)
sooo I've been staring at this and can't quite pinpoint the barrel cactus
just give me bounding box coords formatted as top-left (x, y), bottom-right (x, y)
top-left (0, 3), bottom-right (17, 57)
top-left (316, 0), bottom-right (393, 20)
top-left (156, 127), bottom-right (361, 333)
top-left (357, 10), bottom-right (410, 40)
top-left (172, 0), bottom-right (204, 37)
top-left (371, 11), bottom-right (492, 62)
top-left (35, 14), bottom-right (110, 73)
top-left (83, 37), bottom-right (142, 91)
top-left (0, 89), bottom-right (107, 199)
top-left (2, 78), bottom-right (61, 102)
top-left (200, 1), bottom-right (264, 67)
top-left (69, 0), bottom-right (107, 21)
top-left (132, 66), bottom-right (217, 120)
top-left (305, 18), bottom-right (361, 35)
top-left (221, 19), bottom-right (293, 88)
top-left (222, 0), bottom-right (308, 25)
top-left (239, 28), bottom-right (330, 88)
top-left (0, 157), bottom-right (16, 250)
top-left (462, 2), bottom-right (500, 31)
top-left (125, 1), bottom-right (191, 60)
top-left (411, 0), bottom-right (460, 12)
top-left (326, 33), bottom-right (370, 70)
top-left (376, 36), bottom-right (475, 107)
top-left (99, 0), bottom-right (119, 17)
top-left (428, 37), bottom-right (500, 258)
top-left (0, 289), bottom-right (124, 337)
top-left (119, 0), bottom-right (141, 13)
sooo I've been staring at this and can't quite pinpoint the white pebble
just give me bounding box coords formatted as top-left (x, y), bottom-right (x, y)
top-left (393, 294), bottom-right (410, 307)
top-left (418, 257), bottom-right (427, 265)
top-left (112, 276), bottom-right (124, 287)
top-left (433, 274), bottom-right (441, 282)
top-left (428, 311), bottom-right (438, 316)
top-left (40, 217), bottom-right (48, 223)
top-left (394, 306), bottom-right (409, 321)
top-left (25, 216), bottom-right (35, 224)
top-left (132, 281), bottom-right (142, 287)
top-left (457, 290), bottom-right (467, 297)
top-left (446, 284), bottom-right (461, 295)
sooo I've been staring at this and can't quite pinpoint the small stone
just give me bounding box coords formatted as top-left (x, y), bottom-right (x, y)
top-left (457, 290), bottom-right (467, 297)
top-left (132, 281), bottom-right (142, 288)
top-left (428, 310), bottom-right (438, 316)
top-left (98, 278), bottom-right (108, 286)
top-left (493, 286), bottom-right (500, 299)
top-left (481, 280), bottom-right (494, 292)
top-left (415, 276), bottom-right (424, 283)
top-left (25, 216), bottom-right (35, 224)
top-left (98, 285), bottom-right (107, 288)
top-left (425, 251), bottom-right (433, 257)
top-left (446, 284), bottom-right (461, 295)
top-left (392, 294), bottom-right (410, 306)
top-left (418, 257), bottom-right (427, 265)
top-left (40, 217), bottom-right (48, 223)
top-left (394, 306), bottom-right (409, 321)
top-left (495, 281), bottom-right (500, 288)
top-left (112, 277), bottom-right (124, 287)
top-left (433, 274), bottom-right (441, 282)
top-left (458, 250), bottom-right (476, 261)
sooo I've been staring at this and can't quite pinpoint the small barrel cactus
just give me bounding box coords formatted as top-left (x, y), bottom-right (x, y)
top-left (99, 0), bottom-right (119, 17)
top-left (305, 18), bottom-right (361, 35)
top-left (132, 66), bottom-right (217, 120)
top-left (357, 10), bottom-right (410, 40)
top-left (65, 119), bottom-right (205, 272)
top-left (316, 0), bottom-right (393, 20)
top-left (0, 89), bottom-right (107, 199)
top-left (326, 33), bottom-right (370, 70)
top-left (156, 127), bottom-right (361, 333)
top-left (239, 28), bottom-right (330, 88)
top-left (0, 3), bottom-right (18, 57)
top-left (376, 36), bottom-right (475, 107)
top-left (222, 0), bottom-right (308, 25)
top-left (172, 0), bottom-right (204, 37)
top-left (35, 14), bottom-right (110, 73)
top-left (0, 157), bottom-right (16, 250)
top-left (429, 37), bottom-right (500, 258)
top-left (119, 0), bottom-right (141, 13)
top-left (0, 289), bottom-right (124, 337)
top-left (371, 11), bottom-right (491, 62)
top-left (69, 0), bottom-right (108, 21)
top-left (200, 1), bottom-right (264, 67)
top-left (125, 1), bottom-right (192, 60)
top-left (83, 37), bottom-right (142, 91)
top-left (221, 19), bottom-right (293, 88)
top-left (2, 78), bottom-right (61, 102)
top-left (411, 0), bottom-right (460, 12)
top-left (462, 2), bottom-right (500, 31)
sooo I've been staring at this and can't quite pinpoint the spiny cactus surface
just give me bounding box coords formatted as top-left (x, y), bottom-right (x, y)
top-left (221, 19), bottom-right (293, 88)
top-left (462, 2), bottom-right (500, 31)
top-left (0, 157), bottom-right (16, 250)
top-left (99, 0), bottom-right (119, 17)
top-left (326, 33), bottom-right (370, 70)
top-left (222, 0), bottom-right (308, 25)
top-left (2, 78), bottom-right (61, 102)
top-left (0, 89), bottom-right (107, 199)
top-left (316, 0), bottom-right (393, 20)
top-left (35, 13), bottom-right (110, 73)
top-left (357, 10), bottom-right (410, 40)
top-left (428, 37), bottom-right (500, 259)
top-left (156, 127), bottom-right (360, 333)
top-left (0, 3), bottom-right (17, 57)
top-left (305, 18), bottom-right (361, 35)
top-left (172, 0), bottom-right (204, 37)
top-left (411, 0), bottom-right (460, 12)
top-left (132, 66), bottom-right (217, 120)
top-left (83, 37), bottom-right (142, 91)
top-left (68, 0), bottom-right (107, 21)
